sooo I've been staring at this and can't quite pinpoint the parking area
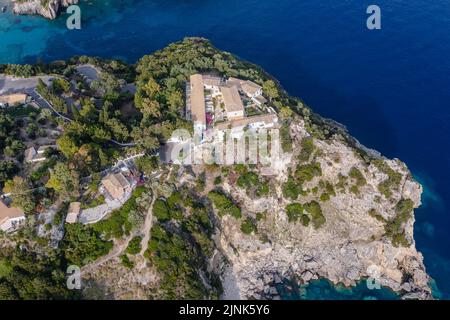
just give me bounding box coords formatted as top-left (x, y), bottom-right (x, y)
top-left (0, 75), bottom-right (53, 95)
top-left (75, 64), bottom-right (100, 82)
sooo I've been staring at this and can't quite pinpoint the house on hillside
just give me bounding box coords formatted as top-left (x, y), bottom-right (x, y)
top-left (186, 74), bottom-right (271, 143)
top-left (101, 172), bottom-right (132, 201)
top-left (24, 145), bottom-right (55, 164)
top-left (188, 74), bottom-right (207, 140)
top-left (24, 147), bottom-right (37, 163)
top-left (214, 113), bottom-right (279, 137)
top-left (0, 93), bottom-right (29, 108)
top-left (240, 80), bottom-right (263, 99)
top-left (226, 78), bottom-right (265, 105)
top-left (220, 85), bottom-right (245, 120)
top-left (202, 75), bottom-right (223, 94)
top-left (0, 201), bottom-right (25, 232)
top-left (65, 202), bottom-right (81, 224)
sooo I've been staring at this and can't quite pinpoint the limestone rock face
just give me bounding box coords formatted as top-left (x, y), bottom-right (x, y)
top-left (13, 0), bottom-right (79, 19)
top-left (217, 120), bottom-right (432, 300)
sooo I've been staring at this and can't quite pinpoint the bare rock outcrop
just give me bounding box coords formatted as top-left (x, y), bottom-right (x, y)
top-left (216, 120), bottom-right (432, 300)
top-left (13, 0), bottom-right (78, 19)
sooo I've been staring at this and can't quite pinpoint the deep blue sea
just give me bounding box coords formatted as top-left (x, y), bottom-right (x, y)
top-left (0, 0), bottom-right (449, 299)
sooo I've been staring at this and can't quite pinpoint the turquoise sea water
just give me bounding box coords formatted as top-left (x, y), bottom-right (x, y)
top-left (278, 279), bottom-right (399, 300)
top-left (1, 0), bottom-right (449, 299)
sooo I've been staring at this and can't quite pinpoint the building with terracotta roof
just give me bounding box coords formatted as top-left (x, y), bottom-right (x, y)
top-left (24, 145), bottom-right (55, 164)
top-left (101, 172), bottom-right (131, 200)
top-left (186, 74), bottom-right (268, 139)
top-left (202, 75), bottom-right (223, 88)
top-left (0, 93), bottom-right (28, 108)
top-left (0, 201), bottom-right (25, 232)
top-left (214, 113), bottom-right (279, 131)
top-left (220, 85), bottom-right (245, 120)
top-left (240, 80), bottom-right (263, 98)
top-left (66, 202), bottom-right (81, 224)
top-left (226, 78), bottom-right (263, 99)
top-left (226, 77), bottom-right (243, 87)
top-left (24, 147), bottom-right (37, 163)
top-left (226, 77), bottom-right (265, 106)
top-left (189, 74), bottom-right (207, 138)
top-left (253, 95), bottom-right (268, 106)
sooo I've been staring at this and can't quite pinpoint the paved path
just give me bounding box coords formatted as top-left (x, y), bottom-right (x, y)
top-left (1, 75), bottom-right (138, 148)
top-left (31, 89), bottom-right (137, 148)
top-left (109, 139), bottom-right (136, 147)
top-left (29, 89), bottom-right (73, 122)
top-left (140, 188), bottom-right (155, 255)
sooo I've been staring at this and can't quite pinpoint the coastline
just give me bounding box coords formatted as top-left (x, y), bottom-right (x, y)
top-left (0, 0), bottom-right (448, 300)
top-left (0, 37), bottom-right (435, 300)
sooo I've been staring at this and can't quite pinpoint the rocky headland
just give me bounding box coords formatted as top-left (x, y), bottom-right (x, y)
top-left (212, 119), bottom-right (432, 300)
top-left (12, 0), bottom-right (78, 19)
top-left (0, 38), bottom-right (433, 300)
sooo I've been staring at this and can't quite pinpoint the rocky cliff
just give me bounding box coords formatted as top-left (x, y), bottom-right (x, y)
top-left (2, 38), bottom-right (426, 300)
top-left (13, 0), bottom-right (78, 19)
top-left (211, 118), bottom-right (432, 300)
top-left (78, 37), bottom-right (432, 299)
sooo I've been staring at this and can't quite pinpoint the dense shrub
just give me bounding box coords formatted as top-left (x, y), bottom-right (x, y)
top-left (208, 190), bottom-right (241, 219)
top-left (285, 203), bottom-right (304, 224)
top-left (298, 138), bottom-right (315, 163)
top-left (304, 201), bottom-right (326, 228)
top-left (62, 223), bottom-right (113, 266)
top-left (280, 124), bottom-right (293, 153)
top-left (240, 218), bottom-right (257, 234)
top-left (385, 199), bottom-right (414, 247)
top-left (126, 236), bottom-right (143, 255)
top-left (146, 225), bottom-right (209, 299)
top-left (282, 176), bottom-right (301, 200)
top-left (372, 160), bottom-right (403, 199)
top-left (237, 171), bottom-right (270, 198)
top-left (295, 162), bottom-right (322, 184)
top-left (92, 186), bottom-right (145, 239)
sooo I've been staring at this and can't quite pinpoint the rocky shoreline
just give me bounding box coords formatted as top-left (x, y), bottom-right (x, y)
top-left (215, 120), bottom-right (433, 300)
top-left (12, 0), bottom-right (78, 19)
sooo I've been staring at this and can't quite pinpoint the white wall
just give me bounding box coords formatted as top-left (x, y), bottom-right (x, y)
top-left (227, 110), bottom-right (244, 120)
top-left (0, 216), bottom-right (25, 232)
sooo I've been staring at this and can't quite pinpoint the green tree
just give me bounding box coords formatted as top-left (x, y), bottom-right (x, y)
top-left (208, 190), bottom-right (241, 219)
top-left (304, 201), bottom-right (326, 229)
top-left (279, 106), bottom-right (293, 121)
top-left (167, 90), bottom-right (184, 114)
top-left (2, 176), bottom-right (35, 213)
top-left (263, 80), bottom-right (279, 100)
top-left (240, 218), bottom-right (257, 234)
top-left (51, 78), bottom-right (70, 94)
top-left (57, 135), bottom-right (79, 159)
top-left (126, 236), bottom-right (143, 255)
top-left (46, 162), bottom-right (80, 199)
top-left (0, 161), bottom-right (19, 189)
top-left (62, 223), bottom-right (113, 266)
